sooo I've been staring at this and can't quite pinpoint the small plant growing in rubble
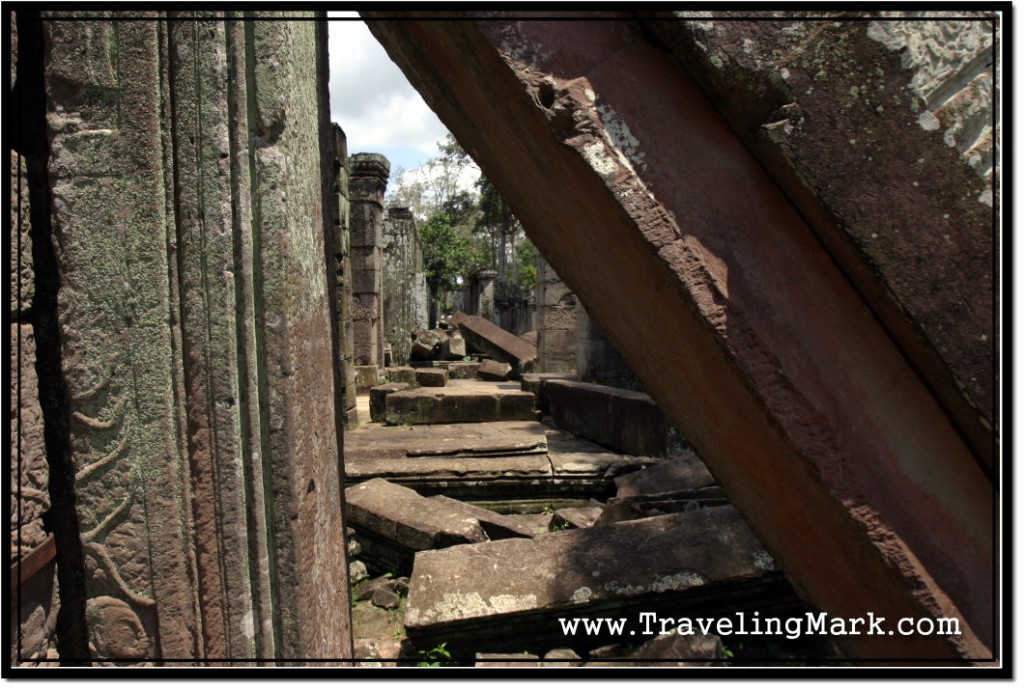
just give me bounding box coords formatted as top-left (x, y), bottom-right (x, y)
top-left (416, 642), bottom-right (455, 667)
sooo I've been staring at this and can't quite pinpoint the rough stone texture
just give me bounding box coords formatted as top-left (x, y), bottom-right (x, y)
top-left (546, 380), bottom-right (681, 457)
top-left (614, 450), bottom-right (716, 497)
top-left (535, 256), bottom-right (577, 373)
top-left (444, 334), bottom-right (468, 359)
top-left (576, 307), bottom-right (640, 390)
top-left (447, 362), bottom-right (481, 379)
top-left (365, 14), bottom-right (994, 660)
top-left (385, 388), bottom-right (536, 426)
top-left (382, 207), bottom-right (429, 365)
top-left (10, 152), bottom-right (34, 317)
top-left (345, 479), bottom-right (487, 572)
top-left (602, 633), bottom-right (724, 666)
top-left (355, 364), bottom-right (383, 394)
top-left (385, 365), bottom-right (419, 385)
top-left (548, 506), bottom-right (601, 531)
top-left (370, 382), bottom-right (412, 423)
top-left (44, 13), bottom-right (351, 662)
top-left (350, 153), bottom-right (390, 368)
top-left (477, 359), bottom-right (512, 382)
top-left (404, 506), bottom-right (784, 651)
top-left (410, 327), bottom-right (444, 361)
top-left (414, 367), bottom-right (448, 388)
top-left (329, 123), bottom-right (359, 430)
top-left (454, 310), bottom-right (537, 374)
top-left (596, 492), bottom-right (728, 526)
top-left (647, 14), bottom-right (997, 473)
top-left (520, 373), bottom-right (576, 414)
top-left (431, 495), bottom-right (536, 540)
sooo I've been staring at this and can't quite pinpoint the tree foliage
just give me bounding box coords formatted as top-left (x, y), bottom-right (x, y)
top-left (419, 213), bottom-right (481, 298)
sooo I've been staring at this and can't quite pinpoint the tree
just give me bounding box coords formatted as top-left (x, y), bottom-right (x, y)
top-left (419, 212), bottom-right (483, 324)
top-left (474, 174), bottom-right (521, 284)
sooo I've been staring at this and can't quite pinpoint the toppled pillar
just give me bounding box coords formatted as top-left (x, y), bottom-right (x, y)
top-left (349, 153), bottom-right (391, 374)
top-left (364, 14), bottom-right (995, 660)
top-left (383, 207), bottom-right (429, 365)
top-left (453, 311), bottom-right (537, 375)
top-left (41, 13), bottom-right (351, 662)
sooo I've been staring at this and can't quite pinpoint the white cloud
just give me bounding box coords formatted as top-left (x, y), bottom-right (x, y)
top-left (327, 15), bottom-right (451, 172)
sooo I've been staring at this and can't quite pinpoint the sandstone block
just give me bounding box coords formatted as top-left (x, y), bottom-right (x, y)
top-left (355, 365), bottom-right (383, 394)
top-left (444, 334), bottom-right (467, 359)
top-left (432, 495), bottom-right (536, 540)
top-left (447, 362), bottom-right (481, 379)
top-left (477, 359), bottom-right (512, 381)
top-left (384, 389), bottom-right (536, 425)
top-left (614, 450), bottom-right (717, 497)
top-left (345, 479), bottom-right (487, 572)
top-left (370, 382), bottom-right (412, 423)
top-left (520, 373), bottom-right (576, 414)
top-left (415, 367), bottom-right (448, 388)
top-left (454, 311), bottom-right (537, 373)
top-left (520, 331), bottom-right (538, 347)
top-left (548, 506), bottom-right (602, 531)
top-left (411, 328), bottom-right (444, 360)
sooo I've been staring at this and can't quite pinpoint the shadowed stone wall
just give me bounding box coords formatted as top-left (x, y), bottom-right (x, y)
top-left (329, 124), bottom-right (359, 430)
top-left (349, 153), bottom-right (390, 370)
top-left (10, 11), bottom-right (352, 664)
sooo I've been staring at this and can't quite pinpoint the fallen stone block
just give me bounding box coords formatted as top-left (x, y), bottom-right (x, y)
top-left (549, 507), bottom-right (602, 531)
top-left (354, 638), bottom-right (413, 666)
top-left (454, 311), bottom-right (537, 374)
top-left (372, 588), bottom-right (401, 610)
top-left (405, 506), bottom-right (788, 652)
top-left (370, 382), bottom-right (413, 422)
top-left (444, 334), bottom-right (468, 359)
top-left (546, 380), bottom-right (683, 457)
top-left (520, 373), bottom-right (576, 414)
top-left (411, 328), bottom-right (445, 360)
top-left (520, 331), bottom-right (538, 347)
top-left (349, 560), bottom-right (369, 585)
top-left (415, 367), bottom-right (448, 387)
top-left (432, 495), bottom-right (536, 540)
top-left (355, 364), bottom-right (383, 394)
top-left (614, 450), bottom-right (717, 497)
top-left (542, 647), bottom-right (582, 667)
top-left (477, 359), bottom-right (512, 381)
top-left (447, 361), bottom-right (481, 379)
top-left (386, 366), bottom-right (419, 385)
top-left (384, 388), bottom-right (536, 425)
top-left (345, 478), bottom-right (487, 573)
top-left (595, 490), bottom-right (728, 526)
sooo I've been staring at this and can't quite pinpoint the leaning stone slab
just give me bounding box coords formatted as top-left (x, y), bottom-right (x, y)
top-left (345, 479), bottom-right (487, 572)
top-left (432, 496), bottom-right (536, 540)
top-left (404, 506), bottom-right (785, 652)
top-left (385, 388), bottom-right (536, 425)
top-left (453, 311), bottom-right (537, 374)
top-left (370, 382), bottom-right (413, 422)
top-left (546, 380), bottom-right (683, 457)
top-left (614, 450), bottom-right (717, 497)
top-left (415, 367), bottom-right (448, 387)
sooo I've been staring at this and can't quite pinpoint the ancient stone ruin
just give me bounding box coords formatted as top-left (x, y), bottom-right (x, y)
top-left (9, 9), bottom-right (1001, 673)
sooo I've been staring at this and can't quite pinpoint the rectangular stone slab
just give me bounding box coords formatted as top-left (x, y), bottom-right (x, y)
top-left (404, 506), bottom-right (785, 651)
top-left (453, 310), bottom-right (537, 372)
top-left (346, 479), bottom-right (487, 572)
top-left (431, 496), bottom-right (536, 540)
top-left (385, 388), bottom-right (536, 425)
top-left (614, 449), bottom-right (717, 497)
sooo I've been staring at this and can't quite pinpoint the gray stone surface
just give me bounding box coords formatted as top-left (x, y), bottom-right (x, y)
top-left (383, 206), bottom-right (429, 366)
top-left (370, 382), bottom-right (412, 423)
top-left (478, 359), bottom-right (512, 381)
top-left (549, 506), bottom-right (602, 531)
top-left (447, 362), bottom-right (481, 379)
top-left (415, 367), bottom-right (448, 388)
top-left (432, 495), bottom-right (536, 540)
top-left (614, 450), bottom-right (717, 497)
top-left (385, 388), bottom-right (536, 425)
top-left (346, 479), bottom-right (487, 570)
top-left (454, 311), bottom-right (538, 374)
top-left (405, 506), bottom-right (781, 647)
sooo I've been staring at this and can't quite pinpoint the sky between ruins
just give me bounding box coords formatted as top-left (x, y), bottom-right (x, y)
top-left (328, 13), bottom-right (472, 189)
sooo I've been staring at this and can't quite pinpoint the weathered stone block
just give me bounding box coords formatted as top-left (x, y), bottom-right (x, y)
top-left (10, 152), bottom-right (34, 317)
top-left (355, 365), bottom-right (383, 394)
top-left (614, 450), bottom-right (716, 497)
top-left (447, 362), bottom-right (481, 379)
top-left (443, 334), bottom-right (467, 359)
top-left (546, 380), bottom-right (677, 457)
top-left (11, 324), bottom-right (48, 558)
top-left (411, 327), bottom-right (444, 360)
top-left (370, 382), bottom-right (412, 422)
top-left (596, 491), bottom-right (728, 526)
top-left (520, 331), bottom-right (538, 347)
top-left (385, 366), bottom-right (418, 385)
top-left (414, 367), bottom-right (447, 388)
top-left (548, 506), bottom-right (601, 531)
top-left (385, 389), bottom-right (536, 425)
top-left (431, 496), bottom-right (536, 540)
top-left (404, 506), bottom-right (783, 651)
top-left (520, 373), bottom-right (576, 414)
top-left (345, 479), bottom-right (487, 572)
top-left (477, 359), bottom-right (512, 382)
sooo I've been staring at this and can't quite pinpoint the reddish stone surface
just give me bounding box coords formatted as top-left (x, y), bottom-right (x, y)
top-left (365, 14), bottom-right (994, 660)
top-left (453, 311), bottom-right (538, 372)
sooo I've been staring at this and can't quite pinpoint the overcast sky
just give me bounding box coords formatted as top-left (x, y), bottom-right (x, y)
top-left (327, 13), bottom-right (450, 177)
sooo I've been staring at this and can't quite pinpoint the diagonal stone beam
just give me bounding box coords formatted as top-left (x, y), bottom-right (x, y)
top-left (363, 14), bottom-right (993, 661)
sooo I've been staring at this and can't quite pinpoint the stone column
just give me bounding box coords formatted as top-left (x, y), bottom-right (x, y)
top-left (349, 153), bottom-right (390, 387)
top-left (329, 125), bottom-right (358, 429)
top-left (42, 12), bottom-right (351, 663)
top-left (535, 256), bottom-right (578, 374)
top-left (477, 269), bottom-right (497, 323)
top-left (382, 207), bottom-right (428, 366)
